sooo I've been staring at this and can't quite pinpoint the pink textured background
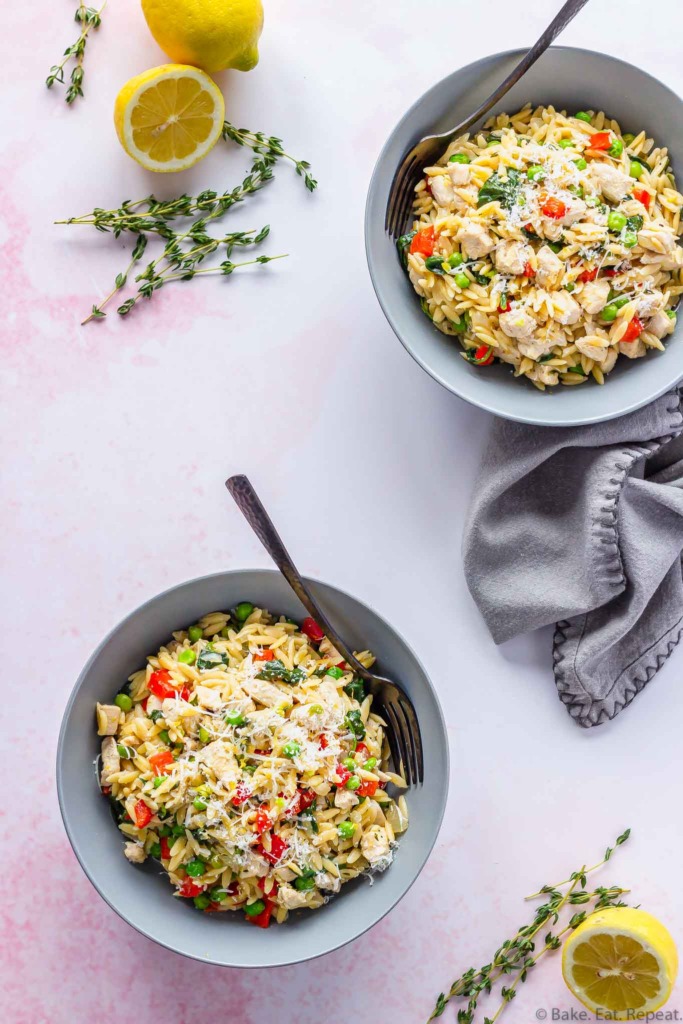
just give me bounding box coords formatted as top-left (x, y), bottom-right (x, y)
top-left (3, 1), bottom-right (683, 1021)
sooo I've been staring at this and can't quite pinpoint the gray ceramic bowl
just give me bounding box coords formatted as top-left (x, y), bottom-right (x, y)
top-left (57, 570), bottom-right (448, 967)
top-left (366, 47), bottom-right (683, 426)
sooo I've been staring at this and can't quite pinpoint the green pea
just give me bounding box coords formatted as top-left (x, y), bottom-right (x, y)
top-left (209, 854), bottom-right (224, 869)
top-left (308, 704), bottom-right (324, 716)
top-left (565, 283), bottom-right (575, 293)
top-left (585, 195), bottom-right (600, 207)
top-left (558, 139), bottom-right (574, 149)
top-left (454, 272), bottom-right (470, 290)
top-left (548, 241), bottom-right (564, 254)
top-left (283, 741), bottom-right (302, 759)
top-left (629, 161), bottom-right (644, 179)
top-left (608, 139), bottom-right (624, 158)
top-left (527, 165), bottom-right (545, 181)
top-left (486, 138), bottom-right (499, 147)
top-left (612, 296), bottom-right (630, 309)
top-left (623, 132), bottom-right (635, 145)
top-left (326, 666), bottom-right (344, 679)
top-left (607, 211), bottom-right (627, 232)
top-left (193, 894), bottom-right (211, 910)
top-left (198, 726), bottom-right (210, 744)
top-left (116, 744), bottom-right (134, 759)
top-left (573, 157), bottom-right (588, 170)
top-left (210, 887), bottom-right (228, 902)
top-left (342, 757), bottom-right (357, 771)
top-left (185, 858), bottom-right (205, 878)
top-left (159, 824), bottom-right (172, 837)
top-left (622, 230), bottom-right (638, 248)
top-left (448, 252), bottom-right (464, 268)
top-left (114, 693), bottom-right (132, 711)
top-left (574, 111), bottom-right (592, 123)
top-left (667, 310), bottom-right (677, 320)
top-left (153, 777), bottom-right (164, 789)
top-left (159, 730), bottom-right (171, 745)
top-left (171, 824), bottom-right (186, 837)
top-left (451, 316), bottom-right (467, 333)
top-left (569, 185), bottom-right (584, 199)
top-left (601, 304), bottom-right (618, 322)
top-left (150, 842), bottom-right (161, 858)
top-left (188, 625), bottom-right (203, 643)
top-left (220, 626), bottom-right (231, 638)
top-left (178, 648), bottom-right (196, 665)
top-left (244, 899), bottom-right (266, 917)
top-left (364, 757), bottom-right (378, 770)
top-left (224, 710), bottom-right (245, 727)
top-left (345, 775), bottom-right (361, 791)
top-left (449, 153), bottom-right (470, 164)
top-left (234, 602), bottom-right (254, 622)
top-left (294, 874), bottom-right (316, 891)
top-left (337, 821), bottom-right (356, 839)
top-left (193, 797), bottom-right (208, 811)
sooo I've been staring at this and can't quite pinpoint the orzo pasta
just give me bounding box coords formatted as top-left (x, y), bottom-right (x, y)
top-left (96, 603), bottom-right (408, 927)
top-left (400, 104), bottom-right (683, 389)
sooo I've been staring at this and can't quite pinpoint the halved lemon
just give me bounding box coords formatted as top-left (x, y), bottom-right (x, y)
top-left (114, 64), bottom-right (225, 173)
top-left (562, 908), bottom-right (678, 1020)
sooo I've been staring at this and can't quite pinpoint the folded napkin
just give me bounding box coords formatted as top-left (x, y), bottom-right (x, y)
top-left (463, 388), bottom-right (683, 726)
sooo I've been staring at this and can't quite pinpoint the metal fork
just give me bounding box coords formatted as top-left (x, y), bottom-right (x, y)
top-left (226, 474), bottom-right (424, 787)
top-left (385, 0), bottom-right (590, 239)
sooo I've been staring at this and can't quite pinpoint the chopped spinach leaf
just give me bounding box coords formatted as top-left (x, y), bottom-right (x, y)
top-left (397, 229), bottom-right (416, 268)
top-left (477, 169), bottom-right (521, 210)
top-left (197, 649), bottom-right (229, 671)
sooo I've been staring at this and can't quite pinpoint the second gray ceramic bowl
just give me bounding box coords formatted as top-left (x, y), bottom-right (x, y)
top-left (366, 47), bottom-right (683, 426)
top-left (57, 570), bottom-right (448, 967)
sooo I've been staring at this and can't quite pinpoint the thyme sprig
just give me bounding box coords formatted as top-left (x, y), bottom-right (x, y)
top-left (47, 2), bottom-right (106, 104)
top-left (428, 829), bottom-right (631, 1024)
top-left (57, 128), bottom-right (315, 322)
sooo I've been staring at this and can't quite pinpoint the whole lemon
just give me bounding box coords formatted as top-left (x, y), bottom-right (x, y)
top-left (141, 0), bottom-right (264, 74)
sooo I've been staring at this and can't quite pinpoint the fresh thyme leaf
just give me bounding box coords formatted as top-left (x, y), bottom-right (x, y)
top-left (46, 2), bottom-right (106, 105)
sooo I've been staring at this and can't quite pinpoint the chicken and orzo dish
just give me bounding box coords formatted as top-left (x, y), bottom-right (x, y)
top-left (95, 604), bottom-right (407, 928)
top-left (400, 104), bottom-right (683, 389)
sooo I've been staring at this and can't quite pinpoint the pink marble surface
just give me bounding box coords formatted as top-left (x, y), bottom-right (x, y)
top-left (3, 0), bottom-right (683, 1021)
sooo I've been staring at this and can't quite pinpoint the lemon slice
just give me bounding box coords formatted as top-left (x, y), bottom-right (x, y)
top-left (114, 64), bottom-right (225, 173)
top-left (562, 908), bottom-right (678, 1020)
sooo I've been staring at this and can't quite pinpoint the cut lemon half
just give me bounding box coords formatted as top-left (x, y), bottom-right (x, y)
top-left (114, 64), bottom-right (225, 173)
top-left (562, 908), bottom-right (678, 1020)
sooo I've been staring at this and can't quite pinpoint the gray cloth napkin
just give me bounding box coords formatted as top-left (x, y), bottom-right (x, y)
top-left (463, 387), bottom-right (683, 726)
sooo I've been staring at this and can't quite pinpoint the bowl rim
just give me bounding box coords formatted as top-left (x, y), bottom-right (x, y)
top-left (365, 45), bottom-right (683, 427)
top-left (56, 567), bottom-right (450, 967)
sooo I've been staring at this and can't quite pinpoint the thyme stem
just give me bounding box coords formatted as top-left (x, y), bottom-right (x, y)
top-left (46, 2), bottom-right (106, 104)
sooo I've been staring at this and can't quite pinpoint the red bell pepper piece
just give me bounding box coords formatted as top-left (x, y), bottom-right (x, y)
top-left (604, 268), bottom-right (619, 277)
top-left (232, 782), bottom-right (251, 807)
top-left (141, 697), bottom-right (149, 712)
top-left (523, 261), bottom-right (535, 278)
top-left (149, 750), bottom-right (175, 775)
top-left (541, 196), bottom-right (567, 220)
top-left (179, 685), bottom-right (191, 702)
top-left (259, 834), bottom-right (288, 865)
top-left (318, 734), bottom-right (328, 750)
top-left (633, 187), bottom-right (650, 209)
top-left (588, 131), bottom-right (612, 151)
top-left (621, 316), bottom-right (644, 343)
top-left (160, 836), bottom-right (172, 860)
top-left (355, 742), bottom-right (369, 757)
top-left (337, 662), bottom-right (348, 670)
top-left (247, 900), bottom-right (275, 929)
top-left (148, 670), bottom-right (176, 700)
top-left (292, 788), bottom-right (316, 815)
top-left (254, 649), bottom-right (275, 661)
top-left (301, 617), bottom-right (324, 643)
top-left (101, 786), bottom-right (111, 796)
top-left (179, 878), bottom-right (204, 898)
top-left (578, 266), bottom-right (598, 283)
top-left (133, 799), bottom-right (152, 829)
top-left (473, 345), bottom-right (494, 366)
top-left (409, 226), bottom-right (435, 258)
top-left (498, 295), bottom-right (512, 313)
top-left (357, 778), bottom-right (379, 798)
top-left (335, 764), bottom-right (352, 787)
top-left (258, 876), bottom-right (279, 898)
top-left (254, 809), bottom-right (272, 835)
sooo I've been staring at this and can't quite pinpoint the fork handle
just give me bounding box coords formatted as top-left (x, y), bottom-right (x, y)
top-left (226, 475), bottom-right (373, 680)
top-left (450, 0), bottom-right (590, 138)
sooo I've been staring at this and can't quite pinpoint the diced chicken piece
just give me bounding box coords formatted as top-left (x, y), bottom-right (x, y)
top-left (319, 637), bottom-right (343, 663)
top-left (536, 245), bottom-right (564, 290)
top-left (619, 337), bottom-right (647, 358)
top-left (315, 871), bottom-right (341, 893)
top-left (278, 884), bottom-right (311, 910)
top-left (124, 842), bottom-right (147, 864)
top-left (290, 703), bottom-right (327, 732)
top-left (243, 675), bottom-right (286, 708)
top-left (589, 163), bottom-right (632, 203)
top-left (456, 220), bottom-right (496, 259)
top-left (200, 740), bottom-right (240, 788)
top-left (100, 736), bottom-right (120, 786)
top-left (195, 685), bottom-right (223, 711)
top-left (360, 825), bottom-right (391, 866)
top-left (551, 291), bottom-right (581, 325)
top-left (499, 307), bottom-right (537, 339)
top-left (448, 162), bottom-right (470, 186)
top-left (493, 239), bottom-right (534, 276)
top-left (334, 788), bottom-right (359, 811)
top-left (578, 279), bottom-right (611, 315)
top-left (540, 218), bottom-right (564, 242)
top-left (428, 175), bottom-right (455, 209)
top-left (145, 694), bottom-right (163, 715)
top-left (575, 337), bottom-right (609, 362)
top-left (637, 223), bottom-right (677, 255)
top-left (96, 703), bottom-right (122, 736)
top-left (636, 290), bottom-right (665, 318)
top-left (640, 247), bottom-right (683, 271)
top-left (517, 337), bottom-right (556, 360)
top-left (528, 364), bottom-right (559, 387)
top-left (241, 850), bottom-right (270, 877)
top-left (646, 309), bottom-right (676, 339)
top-left (560, 197), bottom-right (587, 226)
top-left (317, 677), bottom-right (344, 716)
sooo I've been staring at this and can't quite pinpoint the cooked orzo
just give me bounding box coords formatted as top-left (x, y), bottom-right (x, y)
top-left (401, 104), bottom-right (683, 389)
top-left (96, 603), bottom-right (407, 927)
